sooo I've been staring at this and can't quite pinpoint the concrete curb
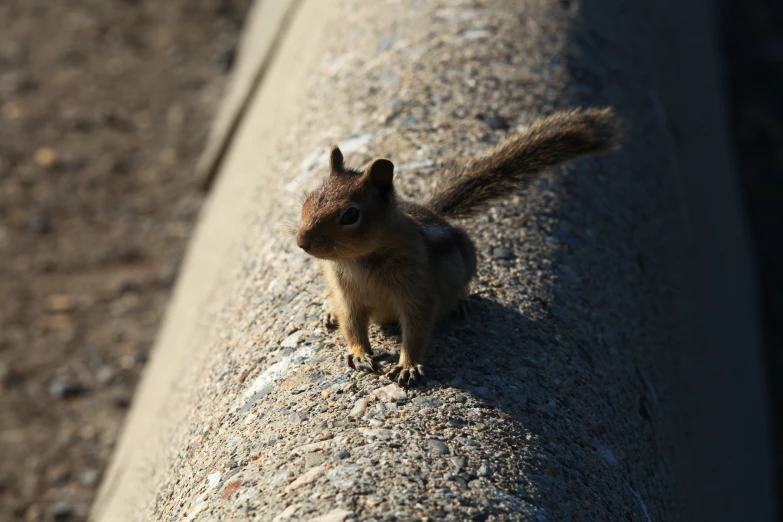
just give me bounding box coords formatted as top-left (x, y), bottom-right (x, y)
top-left (195, 0), bottom-right (301, 191)
top-left (92, 0), bottom-right (774, 520)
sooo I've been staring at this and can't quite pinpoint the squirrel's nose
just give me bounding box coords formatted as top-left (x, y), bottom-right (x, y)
top-left (296, 236), bottom-right (311, 252)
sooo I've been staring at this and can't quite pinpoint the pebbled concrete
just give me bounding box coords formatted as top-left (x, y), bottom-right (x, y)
top-left (92, 0), bottom-right (774, 521)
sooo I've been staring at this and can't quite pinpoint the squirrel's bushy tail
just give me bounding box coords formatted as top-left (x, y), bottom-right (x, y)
top-left (427, 108), bottom-right (622, 219)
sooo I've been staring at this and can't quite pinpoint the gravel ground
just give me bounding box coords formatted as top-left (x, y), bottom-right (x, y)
top-left (0, 1), bottom-right (251, 520)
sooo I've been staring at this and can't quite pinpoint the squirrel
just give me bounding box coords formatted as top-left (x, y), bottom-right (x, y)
top-left (295, 108), bottom-right (621, 385)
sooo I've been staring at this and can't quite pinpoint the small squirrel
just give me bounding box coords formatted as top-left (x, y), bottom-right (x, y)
top-left (296, 108), bottom-right (621, 385)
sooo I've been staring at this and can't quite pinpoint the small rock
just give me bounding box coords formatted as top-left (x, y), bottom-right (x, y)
top-left (281, 332), bottom-right (302, 348)
top-left (62, 108), bottom-right (92, 132)
top-left (33, 147), bottom-right (59, 168)
top-left (29, 211), bottom-right (52, 235)
top-left (334, 451), bottom-right (351, 461)
top-left (48, 376), bottom-right (86, 399)
top-left (219, 44), bottom-right (237, 73)
top-left (459, 29), bottom-right (492, 40)
top-left (359, 428), bottom-right (393, 441)
top-left (450, 457), bottom-right (466, 471)
top-left (79, 469), bottom-right (100, 488)
top-left (307, 509), bottom-right (355, 522)
top-left (304, 452), bottom-right (327, 468)
top-left (0, 71), bottom-right (35, 95)
top-left (271, 470), bottom-right (294, 486)
top-left (50, 502), bottom-right (73, 521)
top-left (377, 34), bottom-right (394, 51)
top-left (285, 465), bottom-right (326, 491)
top-left (426, 439), bottom-right (450, 455)
top-left (412, 397), bottom-right (442, 408)
top-left (372, 383), bottom-right (407, 403)
top-left (349, 398), bottom-right (369, 418)
top-left (96, 366), bottom-right (114, 385)
top-left (477, 461), bottom-right (492, 477)
top-left (272, 504), bottom-right (298, 521)
top-left (47, 462), bottom-right (71, 485)
top-left (26, 504), bottom-right (44, 521)
top-left (289, 412), bottom-right (305, 425)
top-left (292, 440), bottom-right (330, 455)
top-left (401, 116), bottom-right (418, 128)
top-left (491, 247), bottom-right (515, 260)
top-left (221, 479), bottom-right (243, 499)
top-left (482, 114), bottom-right (510, 131)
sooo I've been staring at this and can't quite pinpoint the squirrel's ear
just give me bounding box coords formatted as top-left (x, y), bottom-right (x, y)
top-left (363, 158), bottom-right (394, 192)
top-left (329, 146), bottom-right (344, 173)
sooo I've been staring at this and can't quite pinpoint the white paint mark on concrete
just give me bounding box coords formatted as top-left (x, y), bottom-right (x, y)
top-left (242, 346), bottom-right (314, 399)
top-left (394, 160), bottom-right (435, 172)
top-left (183, 501), bottom-right (209, 522)
top-left (631, 487), bottom-right (653, 522)
top-left (338, 133), bottom-right (373, 154)
top-left (595, 440), bottom-right (618, 467)
top-left (206, 472), bottom-right (221, 490)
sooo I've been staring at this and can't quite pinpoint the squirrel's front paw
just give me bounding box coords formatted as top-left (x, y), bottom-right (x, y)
top-left (386, 363), bottom-right (424, 387)
top-left (345, 352), bottom-right (375, 373)
top-left (323, 311), bottom-right (339, 330)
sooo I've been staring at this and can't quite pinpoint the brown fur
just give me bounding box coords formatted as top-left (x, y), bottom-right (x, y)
top-left (296, 108), bottom-right (621, 385)
top-left (428, 108), bottom-right (622, 219)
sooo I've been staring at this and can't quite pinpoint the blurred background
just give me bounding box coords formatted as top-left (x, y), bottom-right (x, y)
top-left (0, 1), bottom-right (252, 520)
top-left (0, 0), bottom-right (779, 520)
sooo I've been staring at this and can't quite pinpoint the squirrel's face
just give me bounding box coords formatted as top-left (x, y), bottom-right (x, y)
top-left (296, 146), bottom-right (395, 261)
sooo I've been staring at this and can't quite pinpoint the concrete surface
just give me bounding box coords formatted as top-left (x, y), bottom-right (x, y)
top-left (92, 0), bottom-right (774, 521)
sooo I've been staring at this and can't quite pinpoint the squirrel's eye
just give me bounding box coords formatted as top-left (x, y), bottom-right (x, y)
top-left (340, 207), bottom-right (360, 226)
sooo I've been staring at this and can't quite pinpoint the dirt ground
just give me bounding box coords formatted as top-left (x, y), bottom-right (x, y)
top-left (0, 1), bottom-right (252, 520)
top-left (0, 0), bottom-right (780, 521)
